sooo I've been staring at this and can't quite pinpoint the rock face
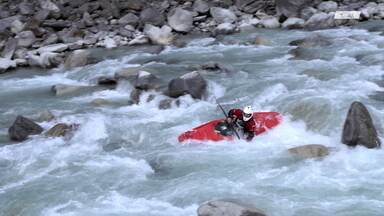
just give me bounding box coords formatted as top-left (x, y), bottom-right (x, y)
top-left (45, 123), bottom-right (71, 137)
top-left (144, 24), bottom-right (173, 45)
top-left (210, 7), bottom-right (237, 24)
top-left (288, 144), bottom-right (329, 158)
top-left (167, 8), bottom-right (193, 33)
top-left (342, 101), bottom-right (381, 149)
top-left (8, 115), bottom-right (43, 141)
top-left (167, 71), bottom-right (207, 99)
top-left (197, 200), bottom-right (266, 216)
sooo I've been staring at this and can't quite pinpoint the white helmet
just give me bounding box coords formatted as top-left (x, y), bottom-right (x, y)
top-left (243, 105), bottom-right (253, 121)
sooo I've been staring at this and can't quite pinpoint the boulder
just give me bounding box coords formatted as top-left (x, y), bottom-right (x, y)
top-left (51, 84), bottom-right (93, 96)
top-left (37, 43), bottom-right (69, 54)
top-left (214, 23), bottom-right (236, 35)
top-left (91, 98), bottom-right (111, 106)
top-left (128, 35), bottom-right (149, 46)
top-left (64, 50), bottom-right (90, 69)
top-left (289, 35), bottom-right (332, 47)
top-left (304, 12), bottom-right (335, 30)
top-left (254, 36), bottom-right (269, 45)
top-left (235, 0), bottom-right (270, 14)
top-left (201, 62), bottom-right (234, 73)
top-left (1, 38), bottom-right (17, 59)
top-left (10, 20), bottom-right (25, 34)
top-left (45, 123), bottom-right (71, 137)
top-left (39, 0), bottom-right (60, 13)
top-left (0, 58), bottom-right (17, 73)
top-left (37, 110), bottom-right (55, 122)
top-left (300, 7), bottom-right (318, 20)
top-left (118, 13), bottom-right (139, 26)
top-left (8, 116), bottom-right (43, 142)
top-left (159, 99), bottom-right (173, 110)
top-left (288, 144), bottom-right (329, 158)
top-left (16, 31), bottom-right (36, 48)
top-left (28, 52), bottom-right (62, 68)
top-left (19, 2), bottom-right (35, 15)
top-left (282, 17), bottom-right (305, 29)
top-left (317, 1), bottom-right (338, 13)
top-left (0, 15), bottom-right (22, 32)
top-left (167, 71), bottom-right (207, 99)
top-left (197, 200), bottom-right (266, 216)
top-left (275, 0), bottom-right (314, 18)
top-left (134, 71), bottom-right (162, 90)
top-left (42, 33), bottom-right (59, 46)
top-left (144, 24), bottom-right (173, 45)
top-left (120, 0), bottom-right (144, 10)
top-left (341, 101), bottom-right (381, 149)
top-left (210, 7), bottom-right (237, 24)
top-left (129, 88), bottom-right (142, 105)
top-left (167, 8), bottom-right (194, 33)
top-left (97, 76), bottom-right (118, 86)
top-left (193, 0), bottom-right (210, 14)
top-left (140, 7), bottom-right (165, 26)
top-left (259, 16), bottom-right (280, 28)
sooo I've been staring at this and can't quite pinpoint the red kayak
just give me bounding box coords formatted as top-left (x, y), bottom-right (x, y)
top-left (178, 112), bottom-right (282, 142)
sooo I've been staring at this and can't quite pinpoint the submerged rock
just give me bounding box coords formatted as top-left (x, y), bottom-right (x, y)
top-left (8, 115), bottom-right (43, 142)
top-left (167, 71), bottom-right (207, 99)
top-left (289, 35), bottom-right (332, 47)
top-left (288, 144), bottom-right (329, 158)
top-left (341, 101), bottom-right (381, 149)
top-left (197, 200), bottom-right (266, 216)
top-left (91, 98), bottom-right (111, 106)
top-left (45, 123), bottom-right (71, 137)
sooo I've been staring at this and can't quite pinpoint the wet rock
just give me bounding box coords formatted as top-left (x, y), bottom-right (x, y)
top-left (16, 31), bottom-right (36, 48)
top-left (275, 0), bottom-right (313, 18)
top-left (282, 17), bottom-right (305, 29)
top-left (140, 7), bottom-right (165, 27)
top-left (1, 38), bottom-right (17, 59)
top-left (8, 115), bottom-right (43, 142)
top-left (97, 76), bottom-right (118, 86)
top-left (201, 62), bottom-right (234, 73)
top-left (0, 58), bottom-right (17, 73)
top-left (259, 16), bottom-right (280, 28)
top-left (167, 71), bottom-right (207, 99)
top-left (118, 13), bottom-right (139, 26)
top-left (361, 2), bottom-right (379, 19)
top-left (288, 144), bottom-right (329, 158)
top-left (214, 23), bottom-right (236, 35)
top-left (305, 12), bottom-right (335, 30)
top-left (51, 84), bottom-right (93, 96)
top-left (91, 98), bottom-right (111, 106)
top-left (193, 0), bottom-right (210, 14)
top-left (197, 200), bottom-right (266, 216)
top-left (289, 35), bottom-right (332, 47)
top-left (288, 47), bottom-right (324, 60)
top-left (168, 8), bottom-right (194, 33)
top-left (64, 49), bottom-right (90, 69)
top-left (342, 101), bottom-right (381, 149)
top-left (144, 24), bottom-right (173, 45)
top-left (210, 7), bottom-right (237, 24)
top-left (129, 88), bottom-right (142, 105)
top-left (45, 123), bottom-right (71, 137)
top-left (134, 71), bottom-right (162, 91)
top-left (159, 99), bottom-right (173, 110)
top-left (317, 1), bottom-right (338, 13)
top-left (28, 52), bottom-right (63, 68)
top-left (37, 110), bottom-right (55, 122)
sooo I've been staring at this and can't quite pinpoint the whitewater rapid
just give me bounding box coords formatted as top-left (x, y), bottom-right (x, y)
top-left (1, 23), bottom-right (384, 216)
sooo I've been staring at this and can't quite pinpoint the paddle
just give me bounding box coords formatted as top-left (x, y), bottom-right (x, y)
top-left (216, 101), bottom-right (241, 140)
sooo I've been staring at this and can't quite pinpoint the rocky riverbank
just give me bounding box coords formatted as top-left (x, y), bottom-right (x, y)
top-left (0, 0), bottom-right (384, 73)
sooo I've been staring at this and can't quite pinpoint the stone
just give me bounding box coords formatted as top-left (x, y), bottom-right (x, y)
top-left (42, 33), bottom-right (59, 46)
top-left (15, 58), bottom-right (28, 66)
top-left (214, 23), bottom-right (236, 35)
top-left (129, 88), bottom-right (142, 105)
top-left (0, 58), bottom-right (17, 73)
top-left (28, 52), bottom-right (62, 68)
top-left (167, 71), bottom-right (207, 99)
top-left (276, 0), bottom-right (314, 17)
top-left (140, 7), bottom-right (165, 26)
top-left (19, 2), bottom-right (35, 15)
top-left (45, 123), bottom-right (71, 137)
top-left (1, 38), bottom-right (17, 59)
top-left (51, 84), bottom-right (92, 96)
top-left (134, 71), bottom-right (162, 90)
top-left (197, 200), bottom-right (266, 216)
top-left (235, 0), bottom-right (270, 14)
top-left (42, 20), bottom-right (72, 29)
top-left (39, 0), bottom-right (60, 13)
top-left (91, 98), bottom-right (111, 106)
top-left (259, 16), bottom-right (280, 28)
top-left (289, 35), bottom-right (332, 47)
top-left (118, 13), bottom-right (139, 26)
top-left (0, 15), bottom-right (22, 32)
top-left (37, 43), bottom-right (69, 54)
top-left (120, 0), bottom-right (144, 10)
top-left (288, 144), bottom-right (329, 158)
top-left (167, 8), bottom-right (194, 33)
top-left (16, 31), bottom-right (36, 48)
top-left (11, 20), bottom-right (25, 34)
top-left (193, 0), bottom-right (210, 14)
top-left (210, 7), bottom-right (237, 24)
top-left (159, 99), bottom-right (173, 110)
top-left (282, 17), bottom-right (305, 29)
top-left (37, 110), bottom-right (55, 122)
top-left (64, 50), bottom-right (90, 69)
top-left (8, 116), bottom-right (43, 142)
top-left (144, 24), bottom-right (173, 45)
top-left (128, 35), bottom-right (149, 46)
top-left (300, 7), bottom-right (317, 20)
top-left (97, 76), bottom-right (117, 86)
top-left (305, 12), bottom-right (335, 30)
top-left (317, 1), bottom-right (338, 13)
top-left (341, 101), bottom-right (381, 149)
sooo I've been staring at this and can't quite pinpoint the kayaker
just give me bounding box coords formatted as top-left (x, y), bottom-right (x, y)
top-left (226, 105), bottom-right (255, 141)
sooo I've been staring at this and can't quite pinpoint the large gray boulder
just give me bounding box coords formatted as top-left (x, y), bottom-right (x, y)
top-left (259, 16), bottom-right (280, 28)
top-left (275, 0), bottom-right (315, 18)
top-left (64, 50), bottom-right (90, 69)
top-left (140, 7), bottom-right (165, 26)
top-left (194, 0), bottom-right (210, 14)
top-left (16, 31), bottom-right (36, 48)
top-left (288, 144), bottom-right (329, 158)
top-left (118, 13), bottom-right (139, 26)
top-left (317, 1), bottom-right (338, 13)
top-left (210, 7), bottom-right (237, 24)
top-left (134, 71), bottom-right (162, 90)
top-left (167, 71), bottom-right (207, 99)
top-left (342, 102), bottom-right (381, 149)
top-left (167, 8), bottom-right (194, 33)
top-left (197, 200), bottom-right (266, 216)
top-left (304, 12), bottom-right (335, 30)
top-left (214, 23), bottom-right (236, 35)
top-left (28, 52), bottom-right (62, 68)
top-left (8, 115), bottom-right (43, 142)
top-left (144, 24), bottom-right (173, 45)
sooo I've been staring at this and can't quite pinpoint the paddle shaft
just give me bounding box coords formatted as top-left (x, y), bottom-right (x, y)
top-left (217, 102), bottom-right (241, 140)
